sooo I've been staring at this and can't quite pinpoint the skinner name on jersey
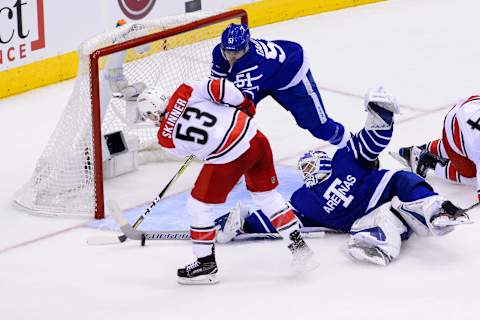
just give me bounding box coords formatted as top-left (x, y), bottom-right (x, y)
top-left (162, 98), bottom-right (187, 139)
top-left (322, 175), bottom-right (357, 214)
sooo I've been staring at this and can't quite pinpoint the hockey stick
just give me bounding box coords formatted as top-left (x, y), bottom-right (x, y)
top-left (463, 201), bottom-right (480, 213)
top-left (108, 201), bottom-right (339, 245)
top-left (86, 155), bottom-right (195, 246)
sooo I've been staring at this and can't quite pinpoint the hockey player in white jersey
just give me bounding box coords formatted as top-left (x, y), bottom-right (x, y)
top-left (215, 87), bottom-right (472, 266)
top-left (395, 95), bottom-right (480, 201)
top-left (137, 78), bottom-right (319, 284)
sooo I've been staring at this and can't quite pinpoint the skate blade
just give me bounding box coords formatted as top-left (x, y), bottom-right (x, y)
top-left (177, 273), bottom-right (219, 285)
top-left (388, 151), bottom-right (410, 169)
top-left (346, 246), bottom-right (389, 266)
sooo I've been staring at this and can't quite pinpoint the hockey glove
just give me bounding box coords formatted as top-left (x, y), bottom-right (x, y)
top-left (364, 86), bottom-right (400, 130)
top-left (237, 94), bottom-right (256, 117)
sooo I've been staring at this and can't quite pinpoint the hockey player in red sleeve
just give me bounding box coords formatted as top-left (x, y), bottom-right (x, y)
top-left (394, 95), bottom-right (480, 201)
top-left (136, 78), bottom-right (319, 284)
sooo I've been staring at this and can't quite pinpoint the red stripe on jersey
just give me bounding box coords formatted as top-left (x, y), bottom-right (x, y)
top-left (190, 229), bottom-right (216, 241)
top-left (452, 116), bottom-right (465, 156)
top-left (208, 79), bottom-right (223, 103)
top-left (447, 162), bottom-right (458, 182)
top-left (428, 140), bottom-right (440, 156)
top-left (209, 111), bottom-right (249, 158)
top-left (462, 95), bottom-right (480, 105)
top-left (270, 209), bottom-right (297, 229)
top-left (158, 83), bottom-right (193, 148)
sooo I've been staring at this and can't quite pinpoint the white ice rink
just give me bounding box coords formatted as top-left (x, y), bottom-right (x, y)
top-left (1, 0), bottom-right (480, 319)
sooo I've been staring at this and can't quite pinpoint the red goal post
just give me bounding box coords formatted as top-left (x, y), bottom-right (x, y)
top-left (90, 9), bottom-right (248, 219)
top-left (14, 9), bottom-right (248, 219)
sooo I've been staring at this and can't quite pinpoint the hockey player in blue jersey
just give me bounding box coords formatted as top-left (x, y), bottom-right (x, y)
top-left (210, 23), bottom-right (349, 146)
top-left (216, 86), bottom-right (472, 266)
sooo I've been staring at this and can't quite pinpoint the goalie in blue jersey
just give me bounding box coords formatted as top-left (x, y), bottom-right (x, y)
top-left (215, 86), bottom-right (472, 266)
top-left (211, 23), bottom-right (349, 146)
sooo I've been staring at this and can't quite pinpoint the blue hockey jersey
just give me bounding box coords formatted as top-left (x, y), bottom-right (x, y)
top-left (210, 39), bottom-right (306, 104)
top-left (291, 127), bottom-right (395, 232)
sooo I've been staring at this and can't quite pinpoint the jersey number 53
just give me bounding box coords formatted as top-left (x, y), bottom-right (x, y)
top-left (175, 107), bottom-right (217, 145)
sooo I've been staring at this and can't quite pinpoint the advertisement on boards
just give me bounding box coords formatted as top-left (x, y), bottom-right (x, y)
top-left (0, 0), bottom-right (255, 71)
top-left (0, 0), bottom-right (45, 70)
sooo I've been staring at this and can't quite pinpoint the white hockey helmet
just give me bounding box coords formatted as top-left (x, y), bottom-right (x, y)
top-left (297, 150), bottom-right (332, 187)
top-left (137, 86), bottom-right (169, 124)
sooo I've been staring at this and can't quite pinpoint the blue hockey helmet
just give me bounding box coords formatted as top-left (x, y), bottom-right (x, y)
top-left (221, 23), bottom-right (250, 51)
top-left (297, 150), bottom-right (332, 187)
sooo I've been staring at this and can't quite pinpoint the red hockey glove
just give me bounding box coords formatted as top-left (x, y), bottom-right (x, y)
top-left (237, 94), bottom-right (256, 117)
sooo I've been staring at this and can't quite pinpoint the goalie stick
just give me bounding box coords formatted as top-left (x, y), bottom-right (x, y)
top-left (86, 155), bottom-right (194, 246)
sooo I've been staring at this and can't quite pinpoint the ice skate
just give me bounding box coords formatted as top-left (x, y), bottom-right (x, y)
top-left (177, 252), bottom-right (219, 285)
top-left (287, 230), bottom-right (320, 272)
top-left (389, 146), bottom-right (447, 178)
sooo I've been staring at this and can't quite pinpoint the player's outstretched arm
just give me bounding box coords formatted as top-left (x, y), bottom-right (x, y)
top-left (347, 86), bottom-right (400, 164)
top-left (202, 79), bottom-right (256, 117)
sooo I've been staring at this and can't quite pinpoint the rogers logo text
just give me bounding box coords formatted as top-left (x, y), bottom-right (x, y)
top-left (0, 0), bottom-right (45, 65)
top-left (118, 0), bottom-right (156, 20)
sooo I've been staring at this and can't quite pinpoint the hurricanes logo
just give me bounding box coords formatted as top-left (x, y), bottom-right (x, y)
top-left (117, 0), bottom-right (156, 20)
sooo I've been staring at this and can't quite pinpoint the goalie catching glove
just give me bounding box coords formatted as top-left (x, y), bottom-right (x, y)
top-left (364, 86), bottom-right (400, 130)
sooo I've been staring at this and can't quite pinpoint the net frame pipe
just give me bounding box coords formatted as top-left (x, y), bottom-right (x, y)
top-left (89, 9), bottom-right (248, 219)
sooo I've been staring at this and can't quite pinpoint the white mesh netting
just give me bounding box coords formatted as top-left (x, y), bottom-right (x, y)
top-left (14, 10), bottom-right (243, 217)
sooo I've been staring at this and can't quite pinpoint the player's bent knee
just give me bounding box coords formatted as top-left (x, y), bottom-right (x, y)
top-left (187, 196), bottom-right (217, 227)
top-left (249, 190), bottom-right (287, 217)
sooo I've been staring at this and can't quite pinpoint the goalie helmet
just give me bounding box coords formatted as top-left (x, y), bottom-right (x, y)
top-left (137, 86), bottom-right (169, 124)
top-left (297, 150), bottom-right (332, 187)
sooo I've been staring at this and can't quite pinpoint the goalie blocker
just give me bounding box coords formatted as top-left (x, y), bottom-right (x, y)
top-left (102, 130), bottom-right (139, 179)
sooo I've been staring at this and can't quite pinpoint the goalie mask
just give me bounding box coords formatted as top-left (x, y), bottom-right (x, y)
top-left (297, 150), bottom-right (332, 187)
top-left (221, 23), bottom-right (250, 64)
top-left (137, 86), bottom-right (169, 124)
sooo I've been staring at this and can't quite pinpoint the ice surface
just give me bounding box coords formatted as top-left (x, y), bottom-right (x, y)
top-left (1, 0), bottom-right (480, 319)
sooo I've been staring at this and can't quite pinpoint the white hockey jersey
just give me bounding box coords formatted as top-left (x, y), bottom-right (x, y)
top-left (157, 79), bottom-right (257, 164)
top-left (443, 95), bottom-right (480, 193)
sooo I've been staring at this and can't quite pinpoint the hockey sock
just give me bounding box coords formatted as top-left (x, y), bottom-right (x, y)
top-left (425, 139), bottom-right (447, 158)
top-left (191, 225), bottom-right (216, 258)
top-left (268, 206), bottom-right (300, 240)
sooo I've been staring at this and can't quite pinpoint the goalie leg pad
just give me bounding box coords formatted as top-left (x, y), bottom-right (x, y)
top-left (215, 202), bottom-right (249, 243)
top-left (391, 195), bottom-right (460, 236)
top-left (347, 206), bottom-right (406, 265)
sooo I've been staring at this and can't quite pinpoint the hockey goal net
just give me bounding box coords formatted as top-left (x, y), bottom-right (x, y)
top-left (15, 9), bottom-right (248, 219)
